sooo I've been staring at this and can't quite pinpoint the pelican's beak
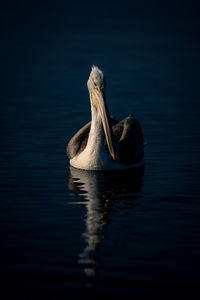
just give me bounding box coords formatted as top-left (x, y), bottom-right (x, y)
top-left (91, 90), bottom-right (116, 161)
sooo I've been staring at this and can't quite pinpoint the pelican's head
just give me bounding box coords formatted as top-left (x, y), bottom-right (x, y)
top-left (87, 65), bottom-right (116, 161)
top-left (87, 65), bottom-right (106, 93)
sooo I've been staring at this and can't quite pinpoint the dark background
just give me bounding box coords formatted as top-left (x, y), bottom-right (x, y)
top-left (1, 0), bottom-right (200, 299)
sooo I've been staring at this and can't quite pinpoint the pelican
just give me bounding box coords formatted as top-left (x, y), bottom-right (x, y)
top-left (66, 65), bottom-right (146, 171)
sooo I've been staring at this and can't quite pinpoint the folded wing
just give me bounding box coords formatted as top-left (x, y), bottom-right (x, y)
top-left (113, 116), bottom-right (144, 164)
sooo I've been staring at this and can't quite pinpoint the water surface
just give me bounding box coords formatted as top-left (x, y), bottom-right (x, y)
top-left (1, 2), bottom-right (200, 299)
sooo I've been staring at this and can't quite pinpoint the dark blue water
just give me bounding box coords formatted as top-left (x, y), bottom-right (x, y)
top-left (1, 1), bottom-right (200, 298)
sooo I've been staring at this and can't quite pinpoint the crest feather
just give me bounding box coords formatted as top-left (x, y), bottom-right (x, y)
top-left (90, 65), bottom-right (104, 81)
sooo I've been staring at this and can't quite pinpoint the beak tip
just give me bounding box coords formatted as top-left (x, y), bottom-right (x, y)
top-left (112, 153), bottom-right (116, 161)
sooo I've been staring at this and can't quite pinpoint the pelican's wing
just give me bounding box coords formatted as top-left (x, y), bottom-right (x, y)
top-left (66, 122), bottom-right (91, 159)
top-left (112, 116), bottom-right (144, 164)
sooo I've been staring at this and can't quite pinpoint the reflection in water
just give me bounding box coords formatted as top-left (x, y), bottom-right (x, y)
top-left (66, 167), bottom-right (144, 278)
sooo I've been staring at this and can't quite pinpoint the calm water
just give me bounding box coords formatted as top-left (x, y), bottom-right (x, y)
top-left (1, 2), bottom-right (200, 299)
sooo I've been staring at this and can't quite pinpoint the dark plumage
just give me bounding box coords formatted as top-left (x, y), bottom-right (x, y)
top-left (67, 115), bottom-right (144, 165)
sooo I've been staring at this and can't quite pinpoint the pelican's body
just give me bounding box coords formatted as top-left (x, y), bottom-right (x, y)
top-left (67, 66), bottom-right (145, 171)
